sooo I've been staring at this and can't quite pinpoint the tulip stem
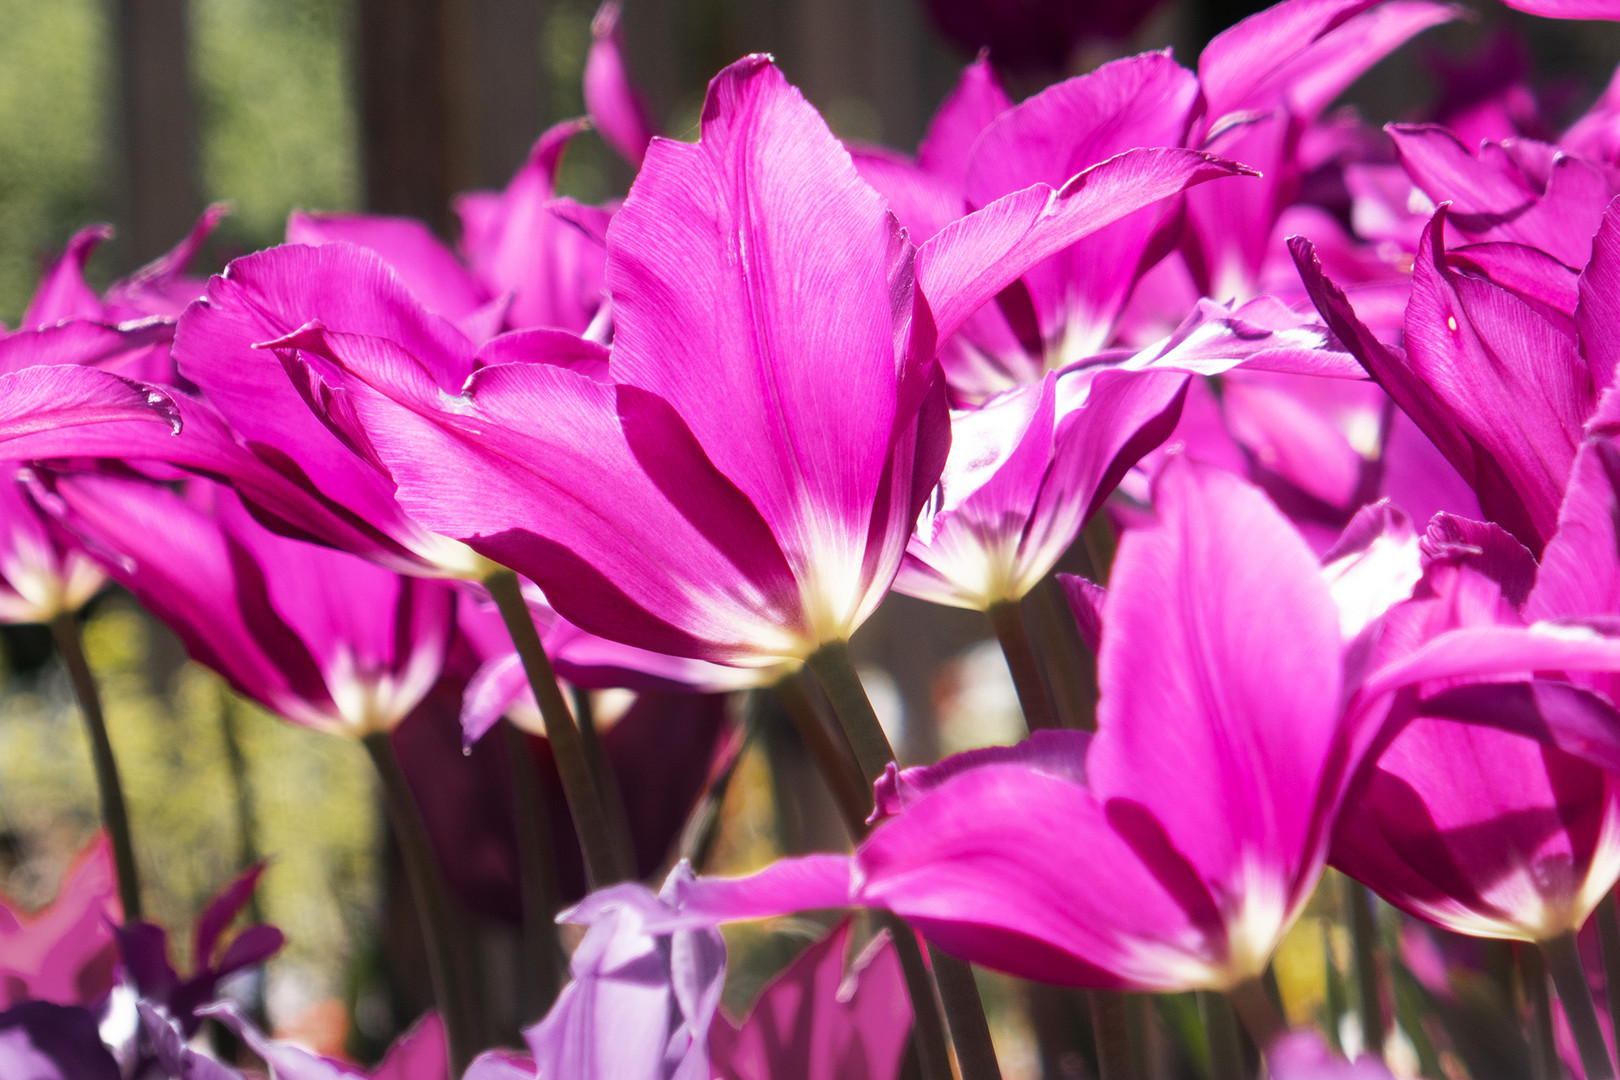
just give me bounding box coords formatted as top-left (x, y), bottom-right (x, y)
top-left (987, 599), bottom-right (1058, 732)
top-left (485, 569), bottom-right (633, 887)
top-left (1090, 989), bottom-right (1135, 1080)
top-left (803, 640), bottom-right (1001, 1080)
top-left (1227, 976), bottom-right (1285, 1051)
top-left (1199, 990), bottom-right (1247, 1080)
top-left (1519, 944), bottom-right (1560, 1080)
top-left (777, 673), bottom-right (871, 836)
top-left (49, 613), bottom-right (141, 921)
top-left (1543, 930), bottom-right (1616, 1080)
top-left (930, 945), bottom-right (1004, 1080)
top-left (1343, 875), bottom-right (1384, 1057)
top-left (886, 919), bottom-right (958, 1080)
top-left (363, 731), bottom-right (480, 1075)
top-left (500, 720), bottom-right (563, 1018)
top-left (1598, 891), bottom-right (1620, 1049)
top-left (1023, 576), bottom-right (1098, 730)
top-left (805, 639), bottom-right (897, 786)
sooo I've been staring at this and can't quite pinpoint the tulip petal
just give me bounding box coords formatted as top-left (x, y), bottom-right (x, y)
top-left (918, 147), bottom-right (1254, 345)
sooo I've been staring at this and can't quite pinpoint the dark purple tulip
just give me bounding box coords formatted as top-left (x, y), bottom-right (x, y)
top-left (117, 863), bottom-right (283, 1038)
top-left (0, 1001), bottom-right (120, 1080)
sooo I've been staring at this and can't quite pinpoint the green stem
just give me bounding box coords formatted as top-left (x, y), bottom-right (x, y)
top-left (1022, 576), bottom-right (1097, 731)
top-left (1543, 930), bottom-right (1616, 1080)
top-left (804, 640), bottom-right (896, 787)
top-left (1598, 891), bottom-right (1620, 1050)
top-left (777, 673), bottom-right (871, 835)
top-left (986, 599), bottom-right (1057, 732)
top-left (484, 569), bottom-right (632, 887)
top-left (1198, 990), bottom-right (1246, 1080)
top-left (49, 614), bottom-right (141, 921)
top-left (1091, 989), bottom-right (1134, 1080)
top-left (886, 918), bottom-right (956, 1080)
top-left (1227, 976), bottom-right (1285, 1052)
top-left (930, 945), bottom-right (1003, 1080)
top-left (1520, 944), bottom-right (1559, 1080)
top-left (363, 731), bottom-right (480, 1074)
top-left (572, 686), bottom-right (635, 875)
top-left (500, 720), bottom-right (563, 1018)
top-left (217, 690), bottom-right (263, 924)
top-left (802, 641), bottom-right (993, 1080)
top-left (1343, 875), bottom-right (1385, 1057)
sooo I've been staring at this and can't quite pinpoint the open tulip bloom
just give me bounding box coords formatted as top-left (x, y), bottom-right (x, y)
top-left (648, 459), bottom-right (1620, 1020)
top-left (20, 0), bottom-right (1620, 1074)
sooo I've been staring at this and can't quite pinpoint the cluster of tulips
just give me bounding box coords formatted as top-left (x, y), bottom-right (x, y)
top-left (10, 0), bottom-right (1620, 1075)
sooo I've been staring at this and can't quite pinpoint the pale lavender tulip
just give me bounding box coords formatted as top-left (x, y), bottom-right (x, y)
top-left (526, 872), bottom-right (725, 1079)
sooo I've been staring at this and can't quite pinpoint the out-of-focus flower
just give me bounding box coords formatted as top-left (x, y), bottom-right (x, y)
top-left (584, 2), bottom-right (657, 169)
top-left (205, 1002), bottom-right (455, 1080)
top-left (0, 1001), bottom-right (121, 1080)
top-left (522, 871), bottom-right (726, 1079)
top-left (0, 833), bottom-right (121, 1009)
top-left (710, 919), bottom-right (912, 1080)
top-left (117, 863), bottom-right (282, 1039)
top-left (32, 472), bottom-right (456, 737)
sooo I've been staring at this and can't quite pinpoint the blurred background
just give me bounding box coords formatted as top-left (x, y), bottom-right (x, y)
top-left (2, 0), bottom-right (1620, 1069)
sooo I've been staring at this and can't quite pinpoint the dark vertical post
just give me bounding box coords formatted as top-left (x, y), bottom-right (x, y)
top-left (113, 0), bottom-right (200, 267)
top-left (357, 0), bottom-right (456, 233)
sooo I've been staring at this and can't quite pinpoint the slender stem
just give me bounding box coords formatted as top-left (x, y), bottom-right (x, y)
top-left (1091, 989), bottom-right (1134, 1080)
top-left (1198, 990), bottom-right (1246, 1080)
top-left (1343, 876), bottom-right (1384, 1057)
top-left (802, 641), bottom-right (991, 1080)
top-left (777, 673), bottom-right (871, 834)
top-left (930, 946), bottom-right (1003, 1080)
top-left (1322, 917), bottom-right (1346, 1055)
top-left (1023, 576), bottom-right (1097, 731)
top-left (886, 918), bottom-right (956, 1080)
top-left (1599, 891), bottom-right (1620, 1049)
top-left (1543, 930), bottom-right (1616, 1080)
top-left (363, 731), bottom-right (480, 1074)
top-left (572, 687), bottom-right (635, 876)
top-left (500, 720), bottom-right (563, 1018)
top-left (1227, 976), bottom-right (1285, 1052)
top-left (1520, 943), bottom-right (1560, 1080)
top-left (217, 690), bottom-right (264, 924)
top-left (804, 640), bottom-right (896, 786)
top-left (484, 569), bottom-right (632, 887)
top-left (49, 614), bottom-right (141, 921)
top-left (986, 599), bottom-right (1057, 732)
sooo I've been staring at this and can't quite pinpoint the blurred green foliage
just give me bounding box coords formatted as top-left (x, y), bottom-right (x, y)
top-left (193, 0), bottom-right (359, 251)
top-left (0, 601), bottom-right (378, 1014)
top-left (0, 0), bottom-right (106, 327)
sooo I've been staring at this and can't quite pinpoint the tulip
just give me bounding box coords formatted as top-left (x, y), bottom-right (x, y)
top-left (0, 833), bottom-right (121, 1010)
